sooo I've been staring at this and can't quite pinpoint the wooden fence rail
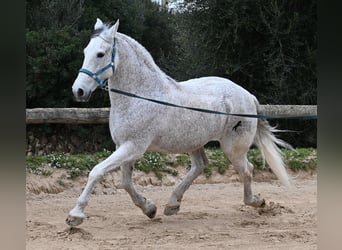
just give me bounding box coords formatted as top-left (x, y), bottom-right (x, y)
top-left (26, 105), bottom-right (317, 124)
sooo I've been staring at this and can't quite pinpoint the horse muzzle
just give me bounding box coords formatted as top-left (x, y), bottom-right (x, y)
top-left (72, 86), bottom-right (93, 102)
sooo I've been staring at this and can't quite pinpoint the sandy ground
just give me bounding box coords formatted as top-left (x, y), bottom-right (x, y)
top-left (26, 169), bottom-right (317, 250)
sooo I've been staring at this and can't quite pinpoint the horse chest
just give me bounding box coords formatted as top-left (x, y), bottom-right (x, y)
top-left (108, 108), bottom-right (155, 142)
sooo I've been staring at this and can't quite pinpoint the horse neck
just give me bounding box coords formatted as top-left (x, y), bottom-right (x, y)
top-left (109, 33), bottom-right (175, 95)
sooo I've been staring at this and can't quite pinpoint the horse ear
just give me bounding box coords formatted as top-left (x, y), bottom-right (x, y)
top-left (111, 19), bottom-right (119, 35)
top-left (94, 18), bottom-right (104, 30)
top-left (104, 19), bottom-right (119, 41)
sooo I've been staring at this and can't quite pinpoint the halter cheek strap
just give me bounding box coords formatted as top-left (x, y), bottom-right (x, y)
top-left (79, 39), bottom-right (117, 90)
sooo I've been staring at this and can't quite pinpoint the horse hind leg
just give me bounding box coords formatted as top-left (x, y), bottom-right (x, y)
top-left (121, 163), bottom-right (157, 218)
top-left (225, 148), bottom-right (265, 208)
top-left (164, 147), bottom-right (208, 215)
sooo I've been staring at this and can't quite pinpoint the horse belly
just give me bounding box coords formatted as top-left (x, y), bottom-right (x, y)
top-left (148, 113), bottom-right (226, 153)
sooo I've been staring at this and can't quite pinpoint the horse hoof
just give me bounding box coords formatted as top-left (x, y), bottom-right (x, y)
top-left (245, 194), bottom-right (266, 208)
top-left (146, 207), bottom-right (157, 219)
top-left (144, 201), bottom-right (157, 219)
top-left (66, 214), bottom-right (85, 227)
top-left (164, 204), bottom-right (180, 216)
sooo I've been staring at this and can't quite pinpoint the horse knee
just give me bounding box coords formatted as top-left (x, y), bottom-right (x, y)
top-left (88, 166), bottom-right (105, 181)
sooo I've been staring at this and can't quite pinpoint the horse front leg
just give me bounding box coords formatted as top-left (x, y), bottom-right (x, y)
top-left (66, 143), bottom-right (144, 227)
top-left (121, 163), bottom-right (157, 218)
top-left (164, 148), bottom-right (208, 215)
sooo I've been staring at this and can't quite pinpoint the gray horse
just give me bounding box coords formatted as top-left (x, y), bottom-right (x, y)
top-left (67, 19), bottom-right (291, 227)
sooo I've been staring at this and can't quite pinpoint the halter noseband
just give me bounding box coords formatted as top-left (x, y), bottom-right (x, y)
top-left (79, 38), bottom-right (117, 90)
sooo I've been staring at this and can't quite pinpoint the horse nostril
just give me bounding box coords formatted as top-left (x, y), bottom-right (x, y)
top-left (77, 88), bottom-right (84, 97)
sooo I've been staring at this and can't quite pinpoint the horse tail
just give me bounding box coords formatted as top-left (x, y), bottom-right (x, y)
top-left (254, 101), bottom-right (293, 188)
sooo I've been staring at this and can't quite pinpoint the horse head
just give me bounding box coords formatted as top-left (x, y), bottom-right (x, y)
top-left (72, 18), bottom-right (119, 102)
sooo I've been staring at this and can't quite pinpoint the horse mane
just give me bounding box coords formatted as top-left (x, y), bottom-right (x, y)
top-left (91, 22), bottom-right (111, 38)
top-left (93, 23), bottom-right (173, 83)
top-left (116, 32), bottom-right (162, 74)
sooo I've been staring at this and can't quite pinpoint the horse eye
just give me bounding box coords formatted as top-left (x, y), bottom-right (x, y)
top-left (97, 52), bottom-right (105, 58)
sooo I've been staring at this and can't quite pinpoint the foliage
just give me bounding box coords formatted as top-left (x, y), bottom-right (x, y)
top-left (283, 147), bottom-right (317, 171)
top-left (135, 152), bottom-right (178, 179)
top-left (26, 150), bottom-right (112, 179)
top-left (170, 0), bottom-right (316, 105)
top-left (26, 27), bottom-right (95, 108)
top-left (247, 148), bottom-right (266, 170)
top-left (203, 148), bottom-right (230, 177)
top-left (26, 156), bottom-right (53, 176)
top-left (26, 0), bottom-right (86, 30)
top-left (26, 148), bottom-right (317, 179)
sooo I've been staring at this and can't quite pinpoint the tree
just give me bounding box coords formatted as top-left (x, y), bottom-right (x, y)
top-left (169, 0), bottom-right (316, 105)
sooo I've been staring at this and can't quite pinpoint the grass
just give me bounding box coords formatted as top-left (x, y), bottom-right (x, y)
top-left (135, 152), bottom-right (178, 179)
top-left (26, 148), bottom-right (316, 179)
top-left (204, 148), bottom-right (230, 177)
top-left (282, 148), bottom-right (317, 171)
top-left (26, 150), bottom-right (112, 179)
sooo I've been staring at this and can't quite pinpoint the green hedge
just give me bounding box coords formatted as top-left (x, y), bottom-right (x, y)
top-left (26, 148), bottom-right (317, 180)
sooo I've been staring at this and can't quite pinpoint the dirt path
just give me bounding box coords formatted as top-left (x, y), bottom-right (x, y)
top-left (26, 170), bottom-right (317, 250)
